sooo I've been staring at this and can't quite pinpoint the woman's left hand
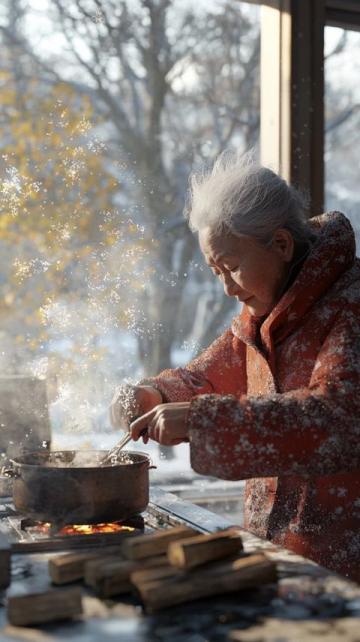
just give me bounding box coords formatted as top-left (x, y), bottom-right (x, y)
top-left (130, 402), bottom-right (191, 446)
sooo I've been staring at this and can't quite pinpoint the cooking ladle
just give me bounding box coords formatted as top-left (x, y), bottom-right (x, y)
top-left (100, 423), bottom-right (147, 466)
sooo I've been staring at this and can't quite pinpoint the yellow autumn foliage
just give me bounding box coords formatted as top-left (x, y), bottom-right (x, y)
top-left (0, 75), bottom-right (148, 365)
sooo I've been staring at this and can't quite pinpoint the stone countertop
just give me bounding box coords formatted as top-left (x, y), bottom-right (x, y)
top-left (0, 489), bottom-right (359, 642)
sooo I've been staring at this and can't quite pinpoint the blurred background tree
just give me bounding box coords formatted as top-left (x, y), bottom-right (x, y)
top-left (0, 70), bottom-right (150, 367)
top-left (1, 0), bottom-right (260, 383)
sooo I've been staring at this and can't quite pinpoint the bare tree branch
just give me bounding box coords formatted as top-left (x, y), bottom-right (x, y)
top-left (1, 0), bottom-right (262, 375)
top-left (326, 104), bottom-right (360, 134)
top-left (325, 30), bottom-right (348, 60)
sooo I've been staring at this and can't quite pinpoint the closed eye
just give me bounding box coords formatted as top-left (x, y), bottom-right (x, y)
top-left (209, 265), bottom-right (221, 276)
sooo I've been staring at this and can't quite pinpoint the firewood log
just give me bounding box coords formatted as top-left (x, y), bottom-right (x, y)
top-left (84, 554), bottom-right (168, 597)
top-left (123, 526), bottom-right (197, 560)
top-left (133, 552), bottom-right (277, 611)
top-left (130, 564), bottom-right (180, 586)
top-left (49, 551), bottom-right (117, 585)
top-left (7, 587), bottom-right (82, 626)
top-left (167, 528), bottom-right (243, 570)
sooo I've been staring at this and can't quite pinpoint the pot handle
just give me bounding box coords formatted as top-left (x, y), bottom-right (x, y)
top-left (147, 457), bottom-right (157, 470)
top-left (1, 466), bottom-right (20, 479)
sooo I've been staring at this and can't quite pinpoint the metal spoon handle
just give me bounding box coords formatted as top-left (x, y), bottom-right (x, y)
top-left (111, 431), bottom-right (132, 454)
top-left (101, 426), bottom-right (147, 466)
top-left (100, 433), bottom-right (132, 466)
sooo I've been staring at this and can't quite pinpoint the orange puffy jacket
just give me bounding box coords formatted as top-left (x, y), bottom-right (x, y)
top-left (149, 212), bottom-right (360, 581)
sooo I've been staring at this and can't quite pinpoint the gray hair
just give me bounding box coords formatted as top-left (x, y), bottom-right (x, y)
top-left (185, 150), bottom-right (315, 245)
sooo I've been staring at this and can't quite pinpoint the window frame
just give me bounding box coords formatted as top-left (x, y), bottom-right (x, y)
top-left (326, 0), bottom-right (360, 31)
top-left (258, 0), bottom-right (360, 216)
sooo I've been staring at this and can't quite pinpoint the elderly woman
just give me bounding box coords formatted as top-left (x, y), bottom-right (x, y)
top-left (111, 153), bottom-right (360, 581)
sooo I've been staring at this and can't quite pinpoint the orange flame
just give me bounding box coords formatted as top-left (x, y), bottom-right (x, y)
top-left (58, 523), bottom-right (135, 535)
top-left (30, 522), bottom-right (135, 536)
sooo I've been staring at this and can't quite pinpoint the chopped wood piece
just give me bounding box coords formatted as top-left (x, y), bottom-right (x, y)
top-left (133, 553), bottom-right (277, 611)
top-left (0, 533), bottom-right (11, 589)
top-left (130, 564), bottom-right (180, 586)
top-left (85, 559), bottom-right (136, 596)
top-left (123, 526), bottom-right (197, 560)
top-left (48, 547), bottom-right (125, 585)
top-left (49, 551), bottom-right (123, 585)
top-left (167, 527), bottom-right (243, 570)
top-left (7, 587), bottom-right (82, 626)
top-left (84, 554), bottom-right (168, 597)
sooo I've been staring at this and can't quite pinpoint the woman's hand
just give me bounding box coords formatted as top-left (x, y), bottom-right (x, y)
top-left (130, 402), bottom-right (191, 446)
top-left (110, 385), bottom-right (162, 430)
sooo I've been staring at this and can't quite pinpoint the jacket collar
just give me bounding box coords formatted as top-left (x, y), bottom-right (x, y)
top-left (232, 211), bottom-right (356, 351)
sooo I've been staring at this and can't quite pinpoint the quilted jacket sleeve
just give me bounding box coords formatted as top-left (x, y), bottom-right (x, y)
top-left (188, 308), bottom-right (360, 479)
top-left (142, 328), bottom-right (247, 402)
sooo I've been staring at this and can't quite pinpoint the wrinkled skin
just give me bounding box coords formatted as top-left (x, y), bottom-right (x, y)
top-left (199, 226), bottom-right (294, 317)
top-left (130, 402), bottom-right (190, 445)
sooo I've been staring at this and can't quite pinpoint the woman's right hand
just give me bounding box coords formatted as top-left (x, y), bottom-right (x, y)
top-left (109, 384), bottom-right (162, 430)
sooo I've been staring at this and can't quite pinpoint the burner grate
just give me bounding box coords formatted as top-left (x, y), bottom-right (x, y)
top-left (0, 499), bottom-right (186, 553)
top-left (19, 514), bottom-right (145, 536)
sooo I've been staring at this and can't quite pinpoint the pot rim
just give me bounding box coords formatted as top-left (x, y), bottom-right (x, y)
top-left (10, 449), bottom-right (152, 471)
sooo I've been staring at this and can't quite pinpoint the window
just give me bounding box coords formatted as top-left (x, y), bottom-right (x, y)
top-left (325, 25), bottom-right (360, 245)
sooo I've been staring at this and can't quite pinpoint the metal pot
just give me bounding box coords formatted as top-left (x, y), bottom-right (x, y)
top-left (6, 450), bottom-right (154, 524)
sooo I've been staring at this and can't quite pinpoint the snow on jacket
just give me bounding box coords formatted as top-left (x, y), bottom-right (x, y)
top-left (147, 212), bottom-right (360, 581)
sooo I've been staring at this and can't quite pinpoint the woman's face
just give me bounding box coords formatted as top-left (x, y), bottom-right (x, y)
top-left (199, 227), bottom-right (294, 317)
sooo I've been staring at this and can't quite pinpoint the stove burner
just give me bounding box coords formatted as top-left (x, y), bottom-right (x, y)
top-left (0, 494), bottom-right (192, 553)
top-left (20, 514), bottom-right (145, 537)
top-left (57, 523), bottom-right (135, 535)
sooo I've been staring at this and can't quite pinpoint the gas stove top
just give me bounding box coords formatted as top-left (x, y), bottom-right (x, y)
top-left (0, 488), bottom-right (231, 554)
top-left (0, 501), bottom-right (179, 553)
